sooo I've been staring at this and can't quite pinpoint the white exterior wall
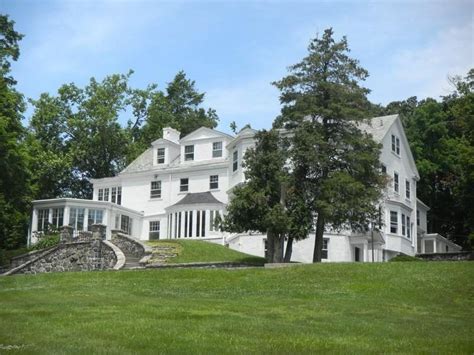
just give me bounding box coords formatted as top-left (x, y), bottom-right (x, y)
top-left (378, 120), bottom-right (418, 256)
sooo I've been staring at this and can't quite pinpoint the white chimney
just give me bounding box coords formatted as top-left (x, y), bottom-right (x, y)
top-left (163, 127), bottom-right (180, 144)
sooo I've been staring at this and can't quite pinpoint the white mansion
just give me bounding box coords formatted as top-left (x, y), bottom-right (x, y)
top-left (29, 114), bottom-right (461, 262)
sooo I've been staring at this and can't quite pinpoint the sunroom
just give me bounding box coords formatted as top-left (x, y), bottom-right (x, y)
top-left (29, 198), bottom-right (144, 245)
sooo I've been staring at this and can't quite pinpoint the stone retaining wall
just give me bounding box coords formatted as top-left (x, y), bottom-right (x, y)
top-left (10, 247), bottom-right (56, 268)
top-left (14, 241), bottom-right (117, 275)
top-left (2, 224), bottom-right (120, 276)
top-left (416, 251), bottom-right (474, 261)
top-left (111, 230), bottom-right (151, 258)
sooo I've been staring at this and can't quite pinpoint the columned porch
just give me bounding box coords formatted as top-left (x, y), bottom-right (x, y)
top-left (165, 192), bottom-right (225, 241)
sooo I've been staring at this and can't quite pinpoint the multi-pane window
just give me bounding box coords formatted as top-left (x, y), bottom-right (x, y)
top-left (185, 145), bottom-right (194, 161)
top-left (120, 215), bottom-right (131, 235)
top-left (180, 178), bottom-right (189, 192)
top-left (157, 148), bottom-right (165, 164)
top-left (87, 209), bottom-right (103, 231)
top-left (117, 187), bottom-right (122, 205)
top-left (37, 209), bottom-right (49, 231)
top-left (232, 150), bottom-right (238, 172)
top-left (405, 179), bottom-right (410, 199)
top-left (401, 214), bottom-right (406, 236)
top-left (111, 187), bottom-right (117, 203)
top-left (104, 188), bottom-right (109, 202)
top-left (212, 141), bottom-right (223, 158)
top-left (70, 208), bottom-right (85, 231)
top-left (98, 189), bottom-right (104, 201)
top-left (150, 181), bottom-right (162, 198)
top-left (391, 134), bottom-right (400, 155)
top-left (322, 238), bottom-right (329, 259)
top-left (390, 211), bottom-right (398, 234)
top-left (407, 216), bottom-right (411, 239)
top-left (149, 221), bottom-right (160, 240)
top-left (381, 164), bottom-right (387, 174)
top-left (111, 187), bottom-right (122, 204)
top-left (394, 172), bottom-right (399, 193)
top-left (52, 208), bottom-right (64, 228)
top-left (209, 175), bottom-right (219, 190)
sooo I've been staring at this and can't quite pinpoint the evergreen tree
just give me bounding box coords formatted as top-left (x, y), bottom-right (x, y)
top-left (273, 28), bottom-right (385, 262)
top-left (221, 130), bottom-right (312, 262)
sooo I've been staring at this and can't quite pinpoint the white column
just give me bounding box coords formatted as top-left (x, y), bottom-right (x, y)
top-left (433, 239), bottom-right (437, 253)
top-left (84, 208), bottom-right (89, 232)
top-left (48, 208), bottom-right (53, 224)
top-left (205, 209), bottom-right (211, 237)
top-left (32, 208), bottom-right (38, 233)
top-left (64, 206), bottom-right (70, 227)
top-left (190, 210), bottom-right (195, 237)
top-left (363, 243), bottom-right (369, 262)
top-left (180, 211), bottom-right (186, 239)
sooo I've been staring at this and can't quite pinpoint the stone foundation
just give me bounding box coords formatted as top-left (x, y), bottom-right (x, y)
top-left (416, 251), bottom-right (474, 261)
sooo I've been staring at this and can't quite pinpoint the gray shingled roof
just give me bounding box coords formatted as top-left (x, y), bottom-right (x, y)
top-left (171, 192), bottom-right (224, 207)
top-left (358, 114), bottom-right (398, 142)
top-left (121, 148), bottom-right (154, 174)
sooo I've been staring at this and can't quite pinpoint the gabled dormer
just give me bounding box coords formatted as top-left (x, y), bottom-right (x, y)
top-left (151, 127), bottom-right (181, 167)
top-left (179, 127), bottom-right (233, 164)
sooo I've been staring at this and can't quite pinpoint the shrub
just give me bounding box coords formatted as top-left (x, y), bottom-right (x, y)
top-left (389, 255), bottom-right (422, 262)
top-left (32, 233), bottom-right (60, 251)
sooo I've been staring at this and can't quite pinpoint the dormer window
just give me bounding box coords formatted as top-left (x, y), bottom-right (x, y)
top-left (391, 134), bottom-right (400, 155)
top-left (213, 142), bottom-right (223, 158)
top-left (185, 145), bottom-right (194, 161)
top-left (157, 148), bottom-right (165, 164)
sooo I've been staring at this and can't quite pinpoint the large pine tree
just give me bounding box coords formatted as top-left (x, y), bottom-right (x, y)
top-left (273, 28), bottom-right (385, 262)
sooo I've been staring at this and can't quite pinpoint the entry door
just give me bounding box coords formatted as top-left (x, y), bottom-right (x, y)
top-left (355, 247), bottom-right (361, 262)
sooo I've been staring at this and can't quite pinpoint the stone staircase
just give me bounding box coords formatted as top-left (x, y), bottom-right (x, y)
top-left (122, 253), bottom-right (144, 270)
top-left (148, 245), bottom-right (179, 264)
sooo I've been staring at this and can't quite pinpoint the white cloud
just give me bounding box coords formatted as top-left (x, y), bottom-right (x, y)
top-left (382, 22), bottom-right (473, 102)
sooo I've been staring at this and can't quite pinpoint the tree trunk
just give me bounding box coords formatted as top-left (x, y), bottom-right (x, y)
top-left (267, 230), bottom-right (275, 263)
top-left (313, 213), bottom-right (325, 262)
top-left (284, 236), bottom-right (293, 263)
top-left (272, 233), bottom-right (284, 263)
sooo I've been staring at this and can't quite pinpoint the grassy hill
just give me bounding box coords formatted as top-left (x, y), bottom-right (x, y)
top-left (146, 240), bottom-right (266, 265)
top-left (0, 262), bottom-right (473, 353)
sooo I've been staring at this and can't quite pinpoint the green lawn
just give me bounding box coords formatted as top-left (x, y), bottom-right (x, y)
top-left (146, 240), bottom-right (266, 265)
top-left (0, 262), bottom-right (473, 354)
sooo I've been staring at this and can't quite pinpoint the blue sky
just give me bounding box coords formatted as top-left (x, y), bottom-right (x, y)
top-left (3, 0), bottom-right (473, 134)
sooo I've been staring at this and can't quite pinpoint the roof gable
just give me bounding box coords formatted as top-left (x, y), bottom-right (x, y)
top-left (180, 127), bottom-right (233, 142)
top-left (360, 114), bottom-right (419, 180)
top-left (151, 137), bottom-right (180, 146)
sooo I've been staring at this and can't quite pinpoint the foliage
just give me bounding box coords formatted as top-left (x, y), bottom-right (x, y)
top-left (127, 71), bottom-right (219, 161)
top-left (29, 70), bottom-right (219, 198)
top-left (221, 129), bottom-right (312, 262)
top-left (0, 15), bottom-right (31, 249)
top-left (0, 263), bottom-right (472, 353)
top-left (389, 255), bottom-right (423, 262)
top-left (380, 69), bottom-right (474, 249)
top-left (31, 232), bottom-right (60, 251)
top-left (273, 28), bottom-right (385, 262)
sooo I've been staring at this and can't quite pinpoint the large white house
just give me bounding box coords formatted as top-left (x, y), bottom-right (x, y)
top-left (29, 114), bottom-right (461, 261)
